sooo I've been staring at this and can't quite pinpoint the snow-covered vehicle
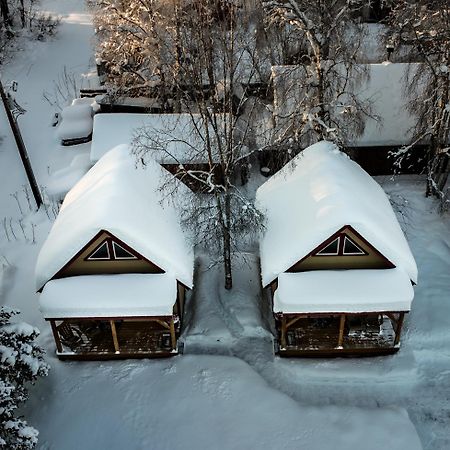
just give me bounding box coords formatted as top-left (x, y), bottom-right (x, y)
top-left (56, 103), bottom-right (94, 146)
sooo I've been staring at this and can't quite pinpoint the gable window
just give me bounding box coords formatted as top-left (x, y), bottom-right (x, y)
top-left (343, 236), bottom-right (365, 255)
top-left (316, 237), bottom-right (340, 256)
top-left (87, 241), bottom-right (110, 260)
top-left (315, 234), bottom-right (367, 257)
top-left (86, 239), bottom-right (140, 261)
top-left (112, 242), bottom-right (138, 260)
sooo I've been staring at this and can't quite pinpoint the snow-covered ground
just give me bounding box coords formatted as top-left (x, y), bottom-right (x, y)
top-left (0, 1), bottom-right (449, 449)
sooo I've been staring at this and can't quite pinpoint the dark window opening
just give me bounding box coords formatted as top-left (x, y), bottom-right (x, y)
top-left (87, 241), bottom-right (110, 260)
top-left (343, 236), bottom-right (365, 255)
top-left (316, 237), bottom-right (340, 256)
top-left (112, 241), bottom-right (138, 260)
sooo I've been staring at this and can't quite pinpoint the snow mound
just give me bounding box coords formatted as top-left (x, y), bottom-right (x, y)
top-left (35, 144), bottom-right (194, 290)
top-left (256, 141), bottom-right (418, 286)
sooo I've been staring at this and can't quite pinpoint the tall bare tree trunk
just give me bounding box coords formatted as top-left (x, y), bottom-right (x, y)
top-left (0, 0), bottom-right (12, 29)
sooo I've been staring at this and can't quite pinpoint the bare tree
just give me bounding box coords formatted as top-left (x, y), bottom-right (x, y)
top-left (262, 0), bottom-right (371, 148)
top-left (128, 1), bottom-right (268, 289)
top-left (388, 0), bottom-right (449, 209)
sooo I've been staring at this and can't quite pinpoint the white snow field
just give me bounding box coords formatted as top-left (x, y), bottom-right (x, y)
top-left (0, 1), bottom-right (448, 450)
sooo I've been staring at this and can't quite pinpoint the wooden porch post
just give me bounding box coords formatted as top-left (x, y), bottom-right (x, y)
top-left (280, 316), bottom-right (287, 349)
top-left (337, 314), bottom-right (346, 348)
top-left (394, 312), bottom-right (405, 346)
top-left (110, 320), bottom-right (120, 353)
top-left (169, 318), bottom-right (177, 350)
top-left (50, 320), bottom-right (63, 353)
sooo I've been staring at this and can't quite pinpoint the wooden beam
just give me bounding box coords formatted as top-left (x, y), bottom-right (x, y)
top-left (286, 316), bottom-right (302, 330)
top-left (394, 312), bottom-right (405, 346)
top-left (110, 320), bottom-right (120, 353)
top-left (50, 320), bottom-right (63, 353)
top-left (154, 319), bottom-right (171, 330)
top-left (169, 319), bottom-right (177, 350)
top-left (337, 314), bottom-right (346, 348)
top-left (280, 316), bottom-right (287, 349)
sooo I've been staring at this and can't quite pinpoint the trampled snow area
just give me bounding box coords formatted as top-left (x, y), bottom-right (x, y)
top-left (0, 1), bottom-right (449, 450)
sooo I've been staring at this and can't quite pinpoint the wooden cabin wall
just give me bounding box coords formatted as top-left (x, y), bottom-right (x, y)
top-left (56, 231), bottom-right (163, 279)
top-left (288, 227), bottom-right (393, 272)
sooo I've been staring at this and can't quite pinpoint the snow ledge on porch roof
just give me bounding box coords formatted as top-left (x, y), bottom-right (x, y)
top-left (274, 269), bottom-right (414, 315)
top-left (256, 141), bottom-right (418, 287)
top-left (39, 274), bottom-right (177, 318)
top-left (35, 144), bottom-right (194, 291)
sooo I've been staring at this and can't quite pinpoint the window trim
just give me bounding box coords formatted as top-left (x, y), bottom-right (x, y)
top-left (86, 241), bottom-right (110, 261)
top-left (316, 237), bottom-right (340, 256)
top-left (342, 236), bottom-right (366, 256)
top-left (112, 241), bottom-right (138, 260)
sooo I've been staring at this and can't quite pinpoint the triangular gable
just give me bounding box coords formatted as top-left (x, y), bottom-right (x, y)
top-left (52, 230), bottom-right (164, 283)
top-left (286, 225), bottom-right (395, 274)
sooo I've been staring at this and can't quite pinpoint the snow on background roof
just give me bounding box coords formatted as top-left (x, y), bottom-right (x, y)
top-left (272, 62), bottom-right (420, 147)
top-left (274, 269), bottom-right (414, 314)
top-left (256, 141), bottom-right (418, 286)
top-left (35, 144), bottom-right (194, 290)
top-left (39, 274), bottom-right (177, 318)
top-left (90, 113), bottom-right (229, 164)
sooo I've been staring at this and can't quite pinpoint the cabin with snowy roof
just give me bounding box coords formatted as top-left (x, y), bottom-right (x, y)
top-left (256, 141), bottom-right (417, 357)
top-left (35, 145), bottom-right (194, 360)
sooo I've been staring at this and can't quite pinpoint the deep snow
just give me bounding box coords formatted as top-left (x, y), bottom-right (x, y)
top-left (0, 1), bottom-right (449, 449)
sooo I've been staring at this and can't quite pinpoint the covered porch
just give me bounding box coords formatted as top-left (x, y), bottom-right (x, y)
top-left (273, 269), bottom-right (414, 356)
top-left (49, 317), bottom-right (178, 360)
top-left (39, 273), bottom-right (181, 360)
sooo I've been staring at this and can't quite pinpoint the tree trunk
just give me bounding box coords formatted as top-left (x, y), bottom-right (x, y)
top-left (0, 0), bottom-right (12, 29)
top-left (223, 190), bottom-right (233, 290)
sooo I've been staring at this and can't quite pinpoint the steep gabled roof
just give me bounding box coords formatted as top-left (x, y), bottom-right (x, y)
top-left (35, 145), bottom-right (194, 290)
top-left (256, 141), bottom-right (418, 287)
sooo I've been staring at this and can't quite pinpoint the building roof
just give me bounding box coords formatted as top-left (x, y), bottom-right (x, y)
top-left (274, 269), bottom-right (414, 314)
top-left (39, 274), bottom-right (177, 318)
top-left (272, 62), bottom-right (419, 147)
top-left (35, 144), bottom-right (194, 290)
top-left (256, 141), bottom-right (418, 286)
top-left (90, 113), bottom-right (229, 164)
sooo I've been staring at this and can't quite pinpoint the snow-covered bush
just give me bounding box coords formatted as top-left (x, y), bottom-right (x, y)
top-left (0, 306), bottom-right (49, 449)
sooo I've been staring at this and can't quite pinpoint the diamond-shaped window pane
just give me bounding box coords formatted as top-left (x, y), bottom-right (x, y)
top-left (343, 236), bottom-right (365, 255)
top-left (112, 242), bottom-right (137, 259)
top-left (87, 241), bottom-right (110, 260)
top-left (316, 237), bottom-right (340, 255)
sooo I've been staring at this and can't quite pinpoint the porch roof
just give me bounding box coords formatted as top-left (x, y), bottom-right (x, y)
top-left (39, 273), bottom-right (177, 319)
top-left (274, 268), bottom-right (414, 314)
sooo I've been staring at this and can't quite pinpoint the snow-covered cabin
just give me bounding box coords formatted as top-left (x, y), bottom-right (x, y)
top-left (35, 145), bottom-right (194, 360)
top-left (256, 141), bottom-right (417, 356)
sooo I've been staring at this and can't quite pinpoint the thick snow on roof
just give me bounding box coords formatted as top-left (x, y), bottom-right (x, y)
top-left (91, 113), bottom-right (228, 163)
top-left (256, 141), bottom-right (418, 286)
top-left (352, 62), bottom-right (419, 146)
top-left (272, 62), bottom-right (419, 146)
top-left (39, 274), bottom-right (177, 318)
top-left (35, 144), bottom-right (194, 290)
top-left (274, 269), bottom-right (414, 314)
